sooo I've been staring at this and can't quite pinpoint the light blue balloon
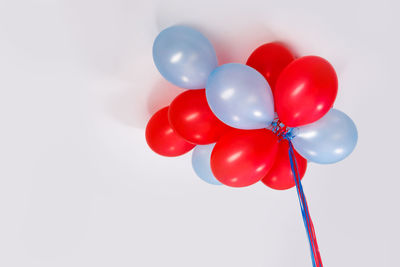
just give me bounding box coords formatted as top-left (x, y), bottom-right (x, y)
top-left (152, 25), bottom-right (218, 89)
top-left (205, 63), bottom-right (274, 129)
top-left (191, 144), bottom-right (222, 185)
top-left (292, 109), bottom-right (358, 164)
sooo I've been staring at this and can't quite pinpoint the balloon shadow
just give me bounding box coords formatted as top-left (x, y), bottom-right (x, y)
top-left (201, 24), bottom-right (281, 65)
top-left (106, 81), bottom-right (148, 129)
top-left (146, 80), bottom-right (185, 116)
top-left (107, 78), bottom-right (184, 129)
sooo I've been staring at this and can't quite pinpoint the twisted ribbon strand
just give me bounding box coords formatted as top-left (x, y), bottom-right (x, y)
top-left (288, 141), bottom-right (323, 267)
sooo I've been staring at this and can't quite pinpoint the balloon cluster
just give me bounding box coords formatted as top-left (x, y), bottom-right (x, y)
top-left (146, 25), bottom-right (358, 190)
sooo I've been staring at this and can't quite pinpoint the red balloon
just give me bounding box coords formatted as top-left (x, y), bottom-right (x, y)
top-left (246, 42), bottom-right (295, 92)
top-left (274, 56), bottom-right (338, 127)
top-left (210, 129), bottom-right (279, 187)
top-left (169, 89), bottom-right (232, 145)
top-left (145, 107), bottom-right (195, 157)
top-left (262, 140), bottom-right (307, 190)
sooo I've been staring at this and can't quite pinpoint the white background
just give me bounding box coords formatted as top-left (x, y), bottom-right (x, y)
top-left (0, 0), bottom-right (399, 266)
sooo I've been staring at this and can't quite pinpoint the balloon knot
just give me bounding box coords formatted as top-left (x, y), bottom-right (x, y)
top-left (270, 118), bottom-right (295, 140)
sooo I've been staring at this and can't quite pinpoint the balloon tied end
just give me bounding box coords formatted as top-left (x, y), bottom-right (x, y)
top-left (271, 118), bottom-right (295, 140)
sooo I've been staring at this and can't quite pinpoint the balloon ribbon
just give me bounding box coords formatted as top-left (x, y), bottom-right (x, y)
top-left (288, 140), bottom-right (323, 267)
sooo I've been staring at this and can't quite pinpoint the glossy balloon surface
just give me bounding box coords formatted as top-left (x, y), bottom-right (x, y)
top-left (153, 25), bottom-right (218, 89)
top-left (274, 56), bottom-right (338, 127)
top-left (206, 63), bottom-right (274, 130)
top-left (292, 109), bottom-right (358, 164)
top-left (262, 140), bottom-right (307, 190)
top-left (192, 144), bottom-right (222, 185)
top-left (210, 129), bottom-right (278, 187)
top-left (169, 89), bottom-right (232, 145)
top-left (246, 42), bottom-right (295, 92)
top-left (145, 107), bottom-right (195, 157)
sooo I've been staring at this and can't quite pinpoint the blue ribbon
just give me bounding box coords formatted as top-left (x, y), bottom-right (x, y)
top-left (271, 118), bottom-right (322, 267)
top-left (288, 140), bottom-right (321, 267)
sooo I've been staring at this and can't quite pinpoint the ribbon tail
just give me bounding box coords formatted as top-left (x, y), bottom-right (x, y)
top-left (288, 141), bottom-right (323, 267)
